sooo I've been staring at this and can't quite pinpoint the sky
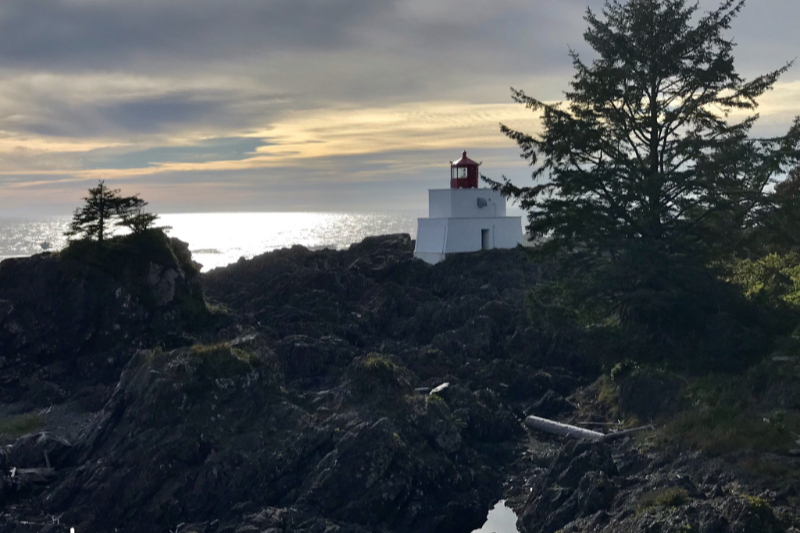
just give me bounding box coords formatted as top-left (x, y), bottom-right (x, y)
top-left (0, 0), bottom-right (798, 217)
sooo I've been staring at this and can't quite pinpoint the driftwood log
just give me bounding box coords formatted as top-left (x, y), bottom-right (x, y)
top-left (524, 415), bottom-right (653, 442)
top-left (9, 467), bottom-right (56, 482)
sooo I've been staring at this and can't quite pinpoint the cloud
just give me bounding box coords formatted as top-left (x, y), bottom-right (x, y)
top-left (0, 99), bottom-right (541, 182)
top-left (0, 0), bottom-right (391, 69)
top-left (80, 137), bottom-right (266, 169)
top-left (0, 0), bottom-right (796, 216)
top-left (0, 0), bottom-right (589, 105)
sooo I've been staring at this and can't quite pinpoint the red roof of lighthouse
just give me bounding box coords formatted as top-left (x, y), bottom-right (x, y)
top-left (452, 150), bottom-right (480, 166)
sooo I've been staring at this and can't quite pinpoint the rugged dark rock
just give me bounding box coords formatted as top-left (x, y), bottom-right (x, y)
top-left (0, 235), bottom-right (536, 532)
top-left (0, 230), bottom-right (207, 405)
top-left (516, 441), bottom-right (619, 533)
top-left (526, 390), bottom-right (576, 419)
top-left (0, 233), bottom-right (797, 533)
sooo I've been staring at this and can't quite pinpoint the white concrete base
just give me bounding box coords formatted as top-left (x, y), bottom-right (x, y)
top-left (413, 216), bottom-right (523, 265)
top-left (428, 188), bottom-right (507, 218)
top-left (413, 251), bottom-right (446, 264)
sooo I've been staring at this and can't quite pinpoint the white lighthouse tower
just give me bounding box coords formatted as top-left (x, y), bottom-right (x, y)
top-left (413, 151), bottom-right (523, 264)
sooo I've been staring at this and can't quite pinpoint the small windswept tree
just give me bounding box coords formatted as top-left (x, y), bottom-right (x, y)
top-left (116, 195), bottom-right (161, 234)
top-left (64, 180), bottom-right (124, 243)
top-left (65, 181), bottom-right (163, 242)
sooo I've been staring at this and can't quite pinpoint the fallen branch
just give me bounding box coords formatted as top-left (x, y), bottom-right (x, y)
top-left (600, 425), bottom-right (654, 441)
top-left (524, 415), bottom-right (653, 442)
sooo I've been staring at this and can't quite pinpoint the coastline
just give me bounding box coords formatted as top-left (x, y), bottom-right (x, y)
top-left (0, 211), bottom-right (420, 272)
top-left (0, 233), bottom-right (797, 533)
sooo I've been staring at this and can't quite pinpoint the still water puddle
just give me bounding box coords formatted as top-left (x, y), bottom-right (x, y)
top-left (471, 499), bottom-right (519, 533)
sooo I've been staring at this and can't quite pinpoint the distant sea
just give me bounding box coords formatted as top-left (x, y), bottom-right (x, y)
top-left (0, 212), bottom-right (420, 272)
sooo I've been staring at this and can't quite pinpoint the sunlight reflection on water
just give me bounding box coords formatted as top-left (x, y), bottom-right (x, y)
top-left (0, 216), bottom-right (70, 260)
top-left (0, 212), bottom-right (418, 272)
top-left (160, 212), bottom-right (418, 271)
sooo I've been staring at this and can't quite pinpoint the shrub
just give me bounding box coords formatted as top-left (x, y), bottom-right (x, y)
top-left (361, 353), bottom-right (396, 378)
top-left (0, 413), bottom-right (45, 444)
top-left (525, 249), bottom-right (771, 373)
top-left (658, 367), bottom-right (800, 455)
top-left (663, 406), bottom-right (797, 456)
top-left (60, 228), bottom-right (187, 275)
top-left (638, 487), bottom-right (689, 512)
top-left (596, 375), bottom-right (619, 411)
top-left (188, 343), bottom-right (258, 378)
top-left (728, 252), bottom-right (800, 308)
top-left (350, 353), bottom-right (408, 400)
top-left (610, 360), bottom-right (638, 383)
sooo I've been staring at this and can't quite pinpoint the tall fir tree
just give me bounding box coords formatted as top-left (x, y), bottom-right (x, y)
top-left (485, 0), bottom-right (799, 367)
top-left (487, 0), bottom-right (798, 261)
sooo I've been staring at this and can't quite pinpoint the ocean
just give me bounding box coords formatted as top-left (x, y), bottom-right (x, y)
top-left (0, 212), bottom-right (420, 272)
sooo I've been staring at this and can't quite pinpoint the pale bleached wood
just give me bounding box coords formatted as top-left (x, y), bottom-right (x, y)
top-left (524, 415), bottom-right (605, 440)
top-left (524, 415), bottom-right (654, 442)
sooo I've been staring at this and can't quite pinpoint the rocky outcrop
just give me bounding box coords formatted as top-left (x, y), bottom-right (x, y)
top-left (1, 233), bottom-right (797, 533)
top-left (0, 341), bottom-right (520, 532)
top-left (0, 229), bottom-right (207, 405)
top-left (510, 439), bottom-right (798, 533)
top-left (201, 234), bottom-right (569, 392)
top-left (0, 234), bottom-right (540, 532)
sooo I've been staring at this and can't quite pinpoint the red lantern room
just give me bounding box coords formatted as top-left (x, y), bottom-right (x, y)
top-left (450, 150), bottom-right (481, 189)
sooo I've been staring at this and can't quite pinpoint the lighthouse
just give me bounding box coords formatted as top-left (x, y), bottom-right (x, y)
top-left (413, 151), bottom-right (523, 264)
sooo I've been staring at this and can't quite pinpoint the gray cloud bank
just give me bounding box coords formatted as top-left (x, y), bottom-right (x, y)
top-left (0, 0), bottom-right (797, 216)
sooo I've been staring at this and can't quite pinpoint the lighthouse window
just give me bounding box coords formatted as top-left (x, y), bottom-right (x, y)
top-left (458, 167), bottom-right (468, 178)
top-left (451, 167), bottom-right (457, 179)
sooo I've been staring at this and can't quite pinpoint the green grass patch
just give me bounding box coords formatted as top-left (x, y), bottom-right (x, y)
top-left (656, 362), bottom-right (800, 455)
top-left (188, 343), bottom-right (259, 377)
top-left (663, 406), bottom-right (798, 456)
top-left (742, 494), bottom-right (773, 514)
top-left (597, 374), bottom-right (619, 408)
top-left (0, 413), bottom-right (45, 442)
top-left (740, 456), bottom-right (800, 479)
top-left (351, 353), bottom-right (409, 401)
top-left (737, 494), bottom-right (784, 531)
top-left (172, 286), bottom-right (212, 325)
top-left (638, 487), bottom-right (689, 512)
top-left (361, 353), bottom-right (396, 377)
top-left (578, 374), bottom-right (625, 422)
top-left (151, 343), bottom-right (260, 386)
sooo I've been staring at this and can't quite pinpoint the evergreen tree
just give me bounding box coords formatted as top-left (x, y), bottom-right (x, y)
top-left (116, 195), bottom-right (161, 234)
top-left (752, 148), bottom-right (800, 255)
top-left (64, 180), bottom-right (124, 243)
top-left (485, 0), bottom-right (800, 368)
top-left (487, 0), bottom-right (798, 260)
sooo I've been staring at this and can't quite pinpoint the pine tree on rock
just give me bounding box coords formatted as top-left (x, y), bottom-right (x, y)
top-left (488, 0), bottom-right (798, 260)
top-left (65, 180), bottom-right (125, 243)
top-left (116, 195), bottom-right (161, 234)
